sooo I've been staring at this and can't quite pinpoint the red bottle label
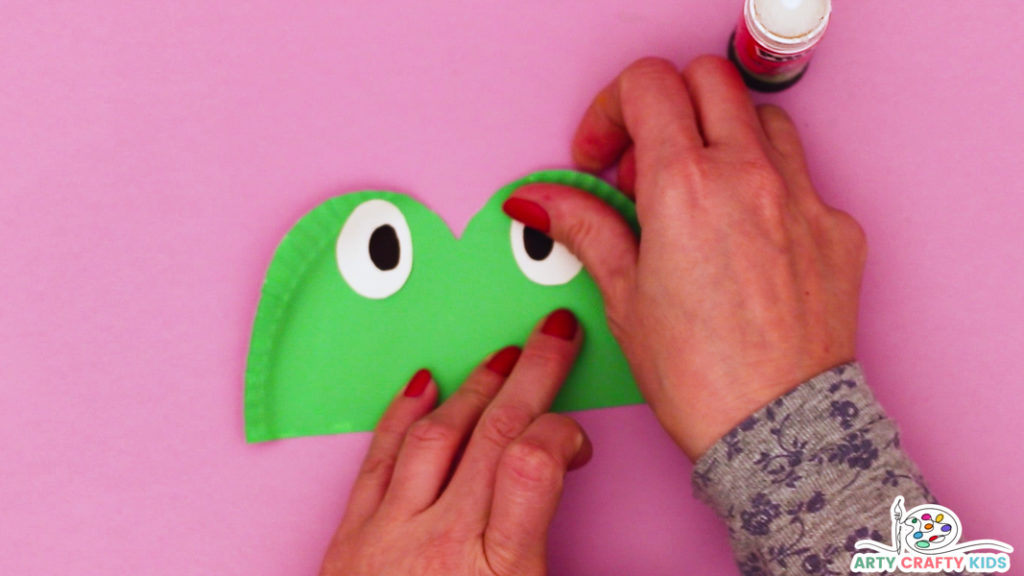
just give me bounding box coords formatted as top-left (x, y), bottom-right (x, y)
top-left (732, 15), bottom-right (815, 83)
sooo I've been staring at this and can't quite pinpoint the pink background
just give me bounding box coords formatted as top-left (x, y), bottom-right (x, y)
top-left (2, 1), bottom-right (1021, 574)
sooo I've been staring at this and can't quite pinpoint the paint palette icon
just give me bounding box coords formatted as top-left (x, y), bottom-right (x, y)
top-left (856, 496), bottom-right (1013, 558)
top-left (904, 506), bottom-right (960, 552)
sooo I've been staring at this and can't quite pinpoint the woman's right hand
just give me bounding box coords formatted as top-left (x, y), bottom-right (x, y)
top-left (502, 55), bottom-right (868, 460)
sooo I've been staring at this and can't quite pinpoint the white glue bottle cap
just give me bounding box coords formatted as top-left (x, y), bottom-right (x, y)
top-left (748, 0), bottom-right (831, 53)
top-left (728, 0), bottom-right (831, 91)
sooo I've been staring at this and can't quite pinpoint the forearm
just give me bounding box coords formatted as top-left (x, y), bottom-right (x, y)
top-left (691, 363), bottom-right (965, 575)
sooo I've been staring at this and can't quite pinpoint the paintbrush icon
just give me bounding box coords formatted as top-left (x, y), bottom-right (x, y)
top-left (892, 496), bottom-right (905, 556)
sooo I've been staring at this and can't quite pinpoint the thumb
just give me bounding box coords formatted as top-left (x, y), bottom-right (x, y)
top-left (502, 183), bottom-right (638, 318)
top-left (483, 414), bottom-right (592, 574)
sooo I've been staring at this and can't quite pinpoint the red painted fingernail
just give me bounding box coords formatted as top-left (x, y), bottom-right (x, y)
top-left (502, 197), bottom-right (550, 233)
top-left (486, 346), bottom-right (521, 377)
top-left (541, 309), bottom-right (578, 340)
top-left (403, 369), bottom-right (431, 397)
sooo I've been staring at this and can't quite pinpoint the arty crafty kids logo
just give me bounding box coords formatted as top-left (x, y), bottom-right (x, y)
top-left (851, 496), bottom-right (1013, 573)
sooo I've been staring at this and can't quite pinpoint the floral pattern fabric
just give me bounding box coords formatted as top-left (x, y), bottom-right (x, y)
top-left (692, 363), bottom-right (983, 576)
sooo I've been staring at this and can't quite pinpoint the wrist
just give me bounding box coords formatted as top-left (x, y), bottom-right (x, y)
top-left (654, 365), bottom-right (835, 461)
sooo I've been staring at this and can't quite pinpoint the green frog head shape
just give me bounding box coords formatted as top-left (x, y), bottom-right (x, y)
top-left (245, 170), bottom-right (641, 442)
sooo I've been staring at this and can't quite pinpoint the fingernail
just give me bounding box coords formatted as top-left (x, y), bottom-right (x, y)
top-left (403, 369), bottom-right (431, 397)
top-left (569, 431), bottom-right (593, 470)
top-left (541, 308), bottom-right (578, 340)
top-left (502, 197), bottom-right (550, 233)
top-left (486, 345), bottom-right (521, 377)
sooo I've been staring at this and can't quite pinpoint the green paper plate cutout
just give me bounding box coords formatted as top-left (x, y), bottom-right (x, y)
top-left (245, 170), bottom-right (642, 442)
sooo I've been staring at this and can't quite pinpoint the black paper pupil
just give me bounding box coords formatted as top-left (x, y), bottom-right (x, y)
top-left (523, 226), bottom-right (554, 261)
top-left (368, 225), bottom-right (400, 271)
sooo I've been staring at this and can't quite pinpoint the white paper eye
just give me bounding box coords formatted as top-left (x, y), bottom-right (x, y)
top-left (510, 221), bottom-right (583, 286)
top-left (335, 199), bottom-right (413, 299)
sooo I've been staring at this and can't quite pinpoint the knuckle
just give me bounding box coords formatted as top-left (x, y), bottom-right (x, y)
top-left (560, 213), bottom-right (634, 285)
top-left (685, 54), bottom-right (731, 78)
top-left (847, 214), bottom-right (868, 249)
top-left (479, 403), bottom-right (534, 448)
top-left (406, 418), bottom-right (459, 448)
top-left (665, 157), bottom-right (709, 184)
top-left (358, 454), bottom-right (395, 481)
top-left (627, 56), bottom-right (677, 76)
top-left (373, 415), bottom-right (413, 439)
top-left (518, 342), bottom-right (570, 372)
top-left (652, 161), bottom-right (709, 207)
top-left (562, 212), bottom-right (600, 254)
top-left (621, 57), bottom-right (679, 91)
top-left (833, 210), bottom-right (869, 261)
top-left (502, 440), bottom-right (564, 488)
top-left (452, 379), bottom-right (495, 411)
top-left (757, 103), bottom-right (793, 129)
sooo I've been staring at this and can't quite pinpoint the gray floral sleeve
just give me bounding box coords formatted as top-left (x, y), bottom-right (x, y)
top-left (691, 362), bottom-right (979, 576)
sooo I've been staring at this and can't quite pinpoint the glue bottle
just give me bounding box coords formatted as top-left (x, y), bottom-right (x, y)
top-left (728, 0), bottom-right (831, 92)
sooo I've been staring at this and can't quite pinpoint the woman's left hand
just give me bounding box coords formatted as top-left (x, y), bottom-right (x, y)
top-left (320, 309), bottom-right (592, 576)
